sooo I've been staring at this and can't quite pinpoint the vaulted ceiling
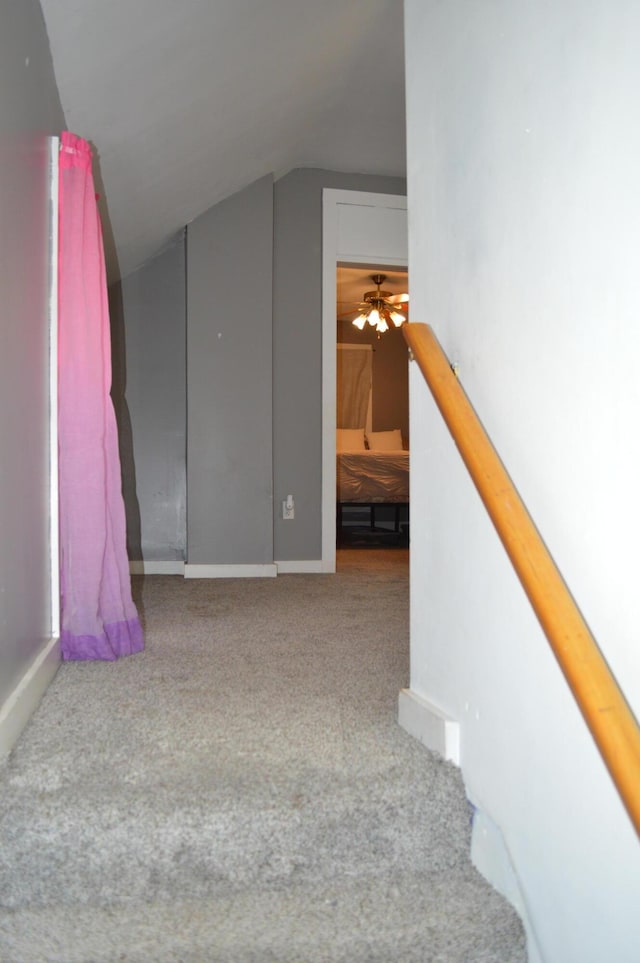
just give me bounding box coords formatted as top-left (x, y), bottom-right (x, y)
top-left (41, 0), bottom-right (406, 282)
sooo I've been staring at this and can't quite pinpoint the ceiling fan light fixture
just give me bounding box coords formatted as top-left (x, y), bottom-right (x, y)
top-left (347, 273), bottom-right (409, 335)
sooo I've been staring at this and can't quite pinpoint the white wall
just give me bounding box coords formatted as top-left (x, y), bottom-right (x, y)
top-left (0, 0), bottom-right (65, 747)
top-left (404, 2), bottom-right (640, 961)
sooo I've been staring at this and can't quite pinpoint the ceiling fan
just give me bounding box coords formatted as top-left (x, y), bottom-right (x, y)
top-left (338, 273), bottom-right (409, 334)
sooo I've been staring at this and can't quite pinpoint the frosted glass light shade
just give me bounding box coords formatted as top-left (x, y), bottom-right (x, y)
top-left (367, 308), bottom-right (381, 327)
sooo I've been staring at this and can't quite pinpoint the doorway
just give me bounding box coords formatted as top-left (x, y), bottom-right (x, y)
top-left (321, 189), bottom-right (408, 571)
top-left (336, 265), bottom-right (409, 550)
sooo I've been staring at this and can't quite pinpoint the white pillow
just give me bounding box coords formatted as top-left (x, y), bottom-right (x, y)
top-left (366, 429), bottom-right (404, 451)
top-left (337, 428), bottom-right (366, 451)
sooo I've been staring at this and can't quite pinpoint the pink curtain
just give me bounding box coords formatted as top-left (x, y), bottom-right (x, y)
top-left (58, 132), bottom-right (143, 661)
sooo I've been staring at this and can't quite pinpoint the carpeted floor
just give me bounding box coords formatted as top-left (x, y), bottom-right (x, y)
top-left (0, 549), bottom-right (526, 962)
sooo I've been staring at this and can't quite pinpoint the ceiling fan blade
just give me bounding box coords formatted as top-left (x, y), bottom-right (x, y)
top-left (388, 292), bottom-right (409, 304)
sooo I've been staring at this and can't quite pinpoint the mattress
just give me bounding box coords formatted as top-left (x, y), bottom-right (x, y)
top-left (337, 451), bottom-right (409, 503)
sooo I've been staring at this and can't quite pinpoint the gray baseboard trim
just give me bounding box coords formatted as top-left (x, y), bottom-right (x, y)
top-left (129, 560), bottom-right (185, 575)
top-left (275, 560), bottom-right (326, 574)
top-left (184, 563), bottom-right (278, 579)
top-left (0, 636), bottom-right (61, 760)
top-left (397, 688), bottom-right (460, 765)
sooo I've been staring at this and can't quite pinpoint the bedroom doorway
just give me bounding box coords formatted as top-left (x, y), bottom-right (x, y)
top-left (336, 266), bottom-right (409, 551)
top-left (321, 189), bottom-right (408, 572)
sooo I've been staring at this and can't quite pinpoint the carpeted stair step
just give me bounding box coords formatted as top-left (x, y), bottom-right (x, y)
top-left (0, 738), bottom-right (473, 909)
top-left (0, 871), bottom-right (526, 963)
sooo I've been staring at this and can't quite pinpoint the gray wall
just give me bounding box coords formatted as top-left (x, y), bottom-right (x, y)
top-left (0, 1), bottom-right (65, 704)
top-left (110, 233), bottom-right (186, 561)
top-left (187, 175), bottom-right (274, 565)
top-left (116, 169), bottom-right (406, 567)
top-left (272, 169), bottom-right (406, 561)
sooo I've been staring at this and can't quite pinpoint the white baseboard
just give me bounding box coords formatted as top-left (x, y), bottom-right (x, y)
top-left (0, 636), bottom-right (61, 760)
top-left (184, 563), bottom-right (278, 579)
top-left (129, 560), bottom-right (185, 575)
top-left (275, 559), bottom-right (326, 574)
top-left (398, 688), bottom-right (460, 765)
top-left (470, 802), bottom-right (543, 963)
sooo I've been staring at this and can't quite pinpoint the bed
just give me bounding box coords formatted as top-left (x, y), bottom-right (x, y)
top-left (337, 450), bottom-right (409, 504)
top-left (336, 428), bottom-right (409, 541)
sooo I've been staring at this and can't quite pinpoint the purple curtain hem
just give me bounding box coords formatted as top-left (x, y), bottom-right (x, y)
top-left (61, 617), bottom-right (144, 662)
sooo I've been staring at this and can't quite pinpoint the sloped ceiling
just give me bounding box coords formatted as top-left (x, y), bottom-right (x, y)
top-left (40, 0), bottom-right (406, 282)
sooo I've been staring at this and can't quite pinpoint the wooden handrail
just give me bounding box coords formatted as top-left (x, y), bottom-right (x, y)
top-left (404, 321), bottom-right (640, 836)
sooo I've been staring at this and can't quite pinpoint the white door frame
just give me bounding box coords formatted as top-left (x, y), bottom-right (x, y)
top-left (49, 136), bottom-right (60, 638)
top-left (321, 189), bottom-right (408, 571)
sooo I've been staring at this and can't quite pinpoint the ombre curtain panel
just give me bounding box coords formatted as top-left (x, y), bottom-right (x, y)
top-left (57, 132), bottom-right (143, 661)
